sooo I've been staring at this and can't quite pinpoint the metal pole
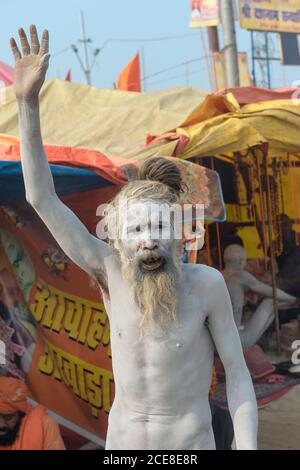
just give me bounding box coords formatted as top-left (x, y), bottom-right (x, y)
top-left (80, 11), bottom-right (91, 85)
top-left (207, 26), bottom-right (220, 52)
top-left (221, 0), bottom-right (240, 87)
top-left (141, 47), bottom-right (146, 92)
top-left (264, 32), bottom-right (271, 88)
top-left (200, 30), bottom-right (213, 91)
top-left (207, 26), bottom-right (219, 91)
top-left (251, 30), bottom-right (256, 86)
top-left (185, 63), bottom-right (190, 87)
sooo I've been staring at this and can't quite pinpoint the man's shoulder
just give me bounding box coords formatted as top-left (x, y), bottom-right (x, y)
top-left (181, 263), bottom-right (224, 285)
top-left (104, 250), bottom-right (121, 271)
top-left (239, 269), bottom-right (255, 284)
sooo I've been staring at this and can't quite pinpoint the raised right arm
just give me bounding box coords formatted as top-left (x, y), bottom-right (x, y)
top-left (11, 26), bottom-right (112, 278)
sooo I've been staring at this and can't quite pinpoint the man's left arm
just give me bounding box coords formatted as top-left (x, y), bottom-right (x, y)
top-left (207, 269), bottom-right (258, 450)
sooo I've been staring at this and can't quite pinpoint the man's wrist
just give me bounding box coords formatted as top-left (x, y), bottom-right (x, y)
top-left (17, 96), bottom-right (39, 108)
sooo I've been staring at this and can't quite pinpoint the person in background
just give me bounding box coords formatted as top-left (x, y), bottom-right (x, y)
top-left (0, 377), bottom-right (65, 450)
top-left (276, 214), bottom-right (298, 271)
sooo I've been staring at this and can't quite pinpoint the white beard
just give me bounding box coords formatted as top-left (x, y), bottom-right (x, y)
top-left (120, 245), bottom-right (181, 336)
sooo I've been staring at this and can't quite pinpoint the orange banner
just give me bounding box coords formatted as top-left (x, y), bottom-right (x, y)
top-left (0, 186), bottom-right (118, 443)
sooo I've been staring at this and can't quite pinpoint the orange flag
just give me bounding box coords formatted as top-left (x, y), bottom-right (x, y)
top-left (117, 52), bottom-right (141, 92)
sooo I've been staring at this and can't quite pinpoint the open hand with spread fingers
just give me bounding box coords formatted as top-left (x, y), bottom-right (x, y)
top-left (10, 25), bottom-right (50, 102)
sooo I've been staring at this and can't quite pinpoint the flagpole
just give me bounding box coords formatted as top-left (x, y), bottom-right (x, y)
top-left (141, 47), bottom-right (146, 92)
top-left (185, 63), bottom-right (190, 87)
top-left (200, 30), bottom-right (213, 91)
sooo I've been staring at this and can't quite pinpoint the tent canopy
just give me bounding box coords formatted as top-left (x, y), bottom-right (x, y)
top-left (1, 81), bottom-right (300, 165)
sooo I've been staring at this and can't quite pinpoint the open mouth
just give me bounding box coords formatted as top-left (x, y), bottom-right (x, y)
top-left (141, 256), bottom-right (165, 271)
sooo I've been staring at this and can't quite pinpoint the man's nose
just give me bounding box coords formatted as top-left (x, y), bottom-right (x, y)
top-left (141, 239), bottom-right (158, 251)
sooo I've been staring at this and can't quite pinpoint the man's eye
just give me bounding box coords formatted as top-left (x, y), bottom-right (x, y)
top-left (127, 225), bottom-right (141, 234)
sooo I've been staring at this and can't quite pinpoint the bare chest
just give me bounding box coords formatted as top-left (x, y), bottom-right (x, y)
top-left (103, 261), bottom-right (210, 362)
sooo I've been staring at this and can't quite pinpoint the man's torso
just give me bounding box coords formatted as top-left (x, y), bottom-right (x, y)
top-left (103, 255), bottom-right (217, 450)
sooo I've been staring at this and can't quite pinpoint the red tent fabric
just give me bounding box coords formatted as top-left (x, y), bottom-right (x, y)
top-left (0, 61), bottom-right (14, 85)
top-left (0, 138), bottom-right (127, 185)
top-left (214, 86), bottom-right (298, 106)
top-left (65, 70), bottom-right (71, 82)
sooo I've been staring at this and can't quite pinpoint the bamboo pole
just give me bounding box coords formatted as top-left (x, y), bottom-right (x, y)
top-left (254, 149), bottom-right (269, 270)
top-left (211, 157), bottom-right (223, 270)
top-left (263, 154), bottom-right (281, 355)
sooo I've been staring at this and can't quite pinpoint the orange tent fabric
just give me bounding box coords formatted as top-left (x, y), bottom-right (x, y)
top-left (117, 52), bottom-right (141, 92)
top-left (0, 137), bottom-right (127, 185)
top-left (65, 70), bottom-right (71, 82)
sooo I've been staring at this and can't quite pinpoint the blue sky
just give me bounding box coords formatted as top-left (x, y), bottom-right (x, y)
top-left (1, 0), bottom-right (299, 92)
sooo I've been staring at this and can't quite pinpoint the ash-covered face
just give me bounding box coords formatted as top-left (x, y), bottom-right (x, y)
top-left (224, 244), bottom-right (247, 271)
top-left (117, 199), bottom-right (181, 334)
top-left (119, 200), bottom-right (180, 273)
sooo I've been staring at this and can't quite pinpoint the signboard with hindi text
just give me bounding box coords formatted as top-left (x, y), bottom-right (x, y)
top-left (0, 186), bottom-right (117, 445)
top-left (240, 0), bottom-right (300, 33)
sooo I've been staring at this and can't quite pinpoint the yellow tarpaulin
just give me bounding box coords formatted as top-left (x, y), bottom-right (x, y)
top-left (1, 80), bottom-right (300, 260)
top-left (0, 80), bottom-right (209, 159)
top-left (177, 99), bottom-right (300, 159)
top-left (1, 80), bottom-right (300, 161)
